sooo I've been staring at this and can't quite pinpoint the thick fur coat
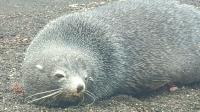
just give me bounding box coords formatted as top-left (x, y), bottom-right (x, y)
top-left (22, 0), bottom-right (200, 107)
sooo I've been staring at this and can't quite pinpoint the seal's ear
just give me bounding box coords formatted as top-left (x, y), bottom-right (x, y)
top-left (35, 64), bottom-right (43, 70)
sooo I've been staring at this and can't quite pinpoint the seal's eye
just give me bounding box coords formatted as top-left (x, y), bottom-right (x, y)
top-left (54, 70), bottom-right (65, 79)
top-left (55, 73), bottom-right (64, 78)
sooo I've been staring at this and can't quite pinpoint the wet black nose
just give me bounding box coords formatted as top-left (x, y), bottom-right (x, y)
top-left (77, 85), bottom-right (84, 93)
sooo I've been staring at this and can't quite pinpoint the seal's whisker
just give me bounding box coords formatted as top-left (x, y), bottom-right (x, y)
top-left (52, 91), bottom-right (63, 99)
top-left (84, 90), bottom-right (96, 105)
top-left (27, 90), bottom-right (61, 104)
top-left (85, 90), bottom-right (96, 98)
top-left (25, 88), bottom-right (62, 100)
top-left (83, 91), bottom-right (96, 106)
top-left (78, 94), bottom-right (85, 106)
top-left (83, 82), bottom-right (96, 105)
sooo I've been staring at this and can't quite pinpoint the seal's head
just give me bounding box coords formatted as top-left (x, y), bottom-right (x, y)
top-left (22, 48), bottom-right (95, 107)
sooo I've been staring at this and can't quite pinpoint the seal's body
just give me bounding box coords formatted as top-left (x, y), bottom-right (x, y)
top-left (22, 0), bottom-right (200, 107)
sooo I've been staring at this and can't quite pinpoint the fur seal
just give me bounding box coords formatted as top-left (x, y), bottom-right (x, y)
top-left (22, 0), bottom-right (200, 107)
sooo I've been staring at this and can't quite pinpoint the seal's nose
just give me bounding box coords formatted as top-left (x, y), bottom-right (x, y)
top-left (77, 84), bottom-right (84, 93)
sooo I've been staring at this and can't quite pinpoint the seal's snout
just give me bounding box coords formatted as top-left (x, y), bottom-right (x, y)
top-left (77, 84), bottom-right (84, 93)
top-left (69, 76), bottom-right (85, 95)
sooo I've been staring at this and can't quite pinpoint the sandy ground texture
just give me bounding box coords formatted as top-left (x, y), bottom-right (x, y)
top-left (1, 0), bottom-right (200, 112)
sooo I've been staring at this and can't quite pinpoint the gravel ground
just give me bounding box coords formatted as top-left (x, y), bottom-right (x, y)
top-left (1, 0), bottom-right (200, 112)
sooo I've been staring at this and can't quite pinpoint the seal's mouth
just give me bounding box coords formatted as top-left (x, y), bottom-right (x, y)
top-left (25, 83), bottom-right (95, 107)
top-left (62, 88), bottom-right (84, 98)
top-left (61, 92), bottom-right (83, 99)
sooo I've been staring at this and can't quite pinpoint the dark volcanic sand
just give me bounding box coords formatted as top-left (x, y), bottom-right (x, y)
top-left (1, 0), bottom-right (200, 112)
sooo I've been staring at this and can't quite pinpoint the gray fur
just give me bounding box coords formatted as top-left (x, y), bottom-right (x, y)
top-left (22, 0), bottom-right (200, 107)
